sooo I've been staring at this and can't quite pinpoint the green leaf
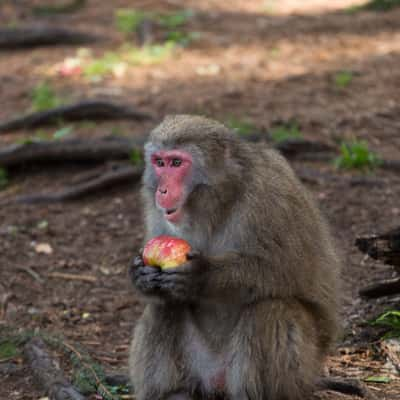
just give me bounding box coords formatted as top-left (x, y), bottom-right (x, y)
top-left (115, 8), bottom-right (151, 34)
top-left (53, 126), bottom-right (73, 140)
top-left (364, 375), bottom-right (391, 383)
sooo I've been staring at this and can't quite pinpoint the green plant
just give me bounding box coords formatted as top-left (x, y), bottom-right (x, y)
top-left (31, 82), bottom-right (62, 112)
top-left (83, 43), bottom-right (175, 80)
top-left (125, 42), bottom-right (175, 65)
top-left (0, 168), bottom-right (8, 190)
top-left (0, 340), bottom-right (19, 360)
top-left (371, 310), bottom-right (400, 338)
top-left (270, 123), bottom-right (303, 143)
top-left (115, 8), bottom-right (150, 34)
top-left (83, 52), bottom-right (121, 79)
top-left (334, 71), bottom-right (353, 88)
top-left (130, 148), bottom-right (143, 165)
top-left (226, 117), bottom-right (255, 136)
top-left (334, 139), bottom-right (381, 170)
top-left (165, 31), bottom-right (200, 47)
top-left (348, 0), bottom-right (400, 12)
top-left (158, 10), bottom-right (193, 29)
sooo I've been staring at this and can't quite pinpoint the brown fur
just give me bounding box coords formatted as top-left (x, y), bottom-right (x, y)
top-left (130, 115), bottom-right (340, 400)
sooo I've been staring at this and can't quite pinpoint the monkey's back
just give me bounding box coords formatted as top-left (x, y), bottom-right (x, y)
top-left (243, 145), bottom-right (340, 349)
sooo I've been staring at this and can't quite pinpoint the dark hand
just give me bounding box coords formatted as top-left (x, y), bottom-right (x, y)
top-left (156, 251), bottom-right (207, 302)
top-left (129, 252), bottom-right (162, 296)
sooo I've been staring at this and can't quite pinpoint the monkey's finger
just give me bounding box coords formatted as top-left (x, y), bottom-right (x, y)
top-left (186, 250), bottom-right (201, 260)
top-left (158, 273), bottom-right (189, 285)
top-left (139, 265), bottom-right (161, 273)
top-left (162, 262), bottom-right (196, 275)
top-left (131, 255), bottom-right (145, 268)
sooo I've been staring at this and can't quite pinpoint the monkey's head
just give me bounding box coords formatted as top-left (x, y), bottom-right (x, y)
top-left (143, 115), bottom-right (245, 226)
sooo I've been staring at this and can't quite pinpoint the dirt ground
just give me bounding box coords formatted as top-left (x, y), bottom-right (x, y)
top-left (1, 0), bottom-right (400, 399)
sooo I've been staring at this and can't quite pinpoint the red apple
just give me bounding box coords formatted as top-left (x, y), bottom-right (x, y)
top-left (143, 235), bottom-right (191, 269)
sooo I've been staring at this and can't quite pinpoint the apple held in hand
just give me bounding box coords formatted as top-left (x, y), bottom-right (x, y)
top-left (143, 235), bottom-right (191, 269)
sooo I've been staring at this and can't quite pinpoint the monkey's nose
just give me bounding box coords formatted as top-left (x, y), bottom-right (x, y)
top-left (159, 188), bottom-right (167, 194)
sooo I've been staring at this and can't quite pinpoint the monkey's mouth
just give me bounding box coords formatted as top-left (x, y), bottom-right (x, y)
top-left (164, 207), bottom-right (182, 223)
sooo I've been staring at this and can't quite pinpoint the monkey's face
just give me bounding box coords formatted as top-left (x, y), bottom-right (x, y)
top-left (149, 148), bottom-right (195, 224)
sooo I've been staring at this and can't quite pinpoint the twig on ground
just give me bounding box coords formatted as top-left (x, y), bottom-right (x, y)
top-left (17, 266), bottom-right (44, 283)
top-left (47, 272), bottom-right (97, 282)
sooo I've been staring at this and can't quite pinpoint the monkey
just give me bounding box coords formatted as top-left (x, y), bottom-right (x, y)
top-left (128, 115), bottom-right (340, 400)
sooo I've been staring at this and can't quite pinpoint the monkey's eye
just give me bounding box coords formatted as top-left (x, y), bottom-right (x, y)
top-left (172, 158), bottom-right (182, 167)
top-left (156, 158), bottom-right (165, 167)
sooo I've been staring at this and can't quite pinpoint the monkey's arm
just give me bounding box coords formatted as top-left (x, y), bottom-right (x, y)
top-left (159, 251), bottom-right (280, 303)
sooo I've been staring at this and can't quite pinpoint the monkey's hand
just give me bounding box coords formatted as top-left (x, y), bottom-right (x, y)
top-left (129, 253), bottom-right (163, 296)
top-left (157, 251), bottom-right (208, 302)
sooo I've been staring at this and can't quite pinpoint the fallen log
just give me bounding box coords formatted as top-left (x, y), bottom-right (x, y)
top-left (0, 26), bottom-right (96, 49)
top-left (0, 101), bottom-right (151, 133)
top-left (0, 136), bottom-right (144, 167)
top-left (24, 337), bottom-right (86, 400)
top-left (355, 227), bottom-right (400, 268)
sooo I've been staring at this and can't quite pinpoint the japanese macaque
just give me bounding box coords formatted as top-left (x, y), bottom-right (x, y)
top-left (129, 115), bottom-right (340, 400)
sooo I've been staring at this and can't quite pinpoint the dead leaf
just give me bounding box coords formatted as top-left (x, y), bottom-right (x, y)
top-left (34, 243), bottom-right (53, 255)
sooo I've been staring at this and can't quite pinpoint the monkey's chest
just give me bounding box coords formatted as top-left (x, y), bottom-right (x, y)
top-left (185, 324), bottom-right (228, 394)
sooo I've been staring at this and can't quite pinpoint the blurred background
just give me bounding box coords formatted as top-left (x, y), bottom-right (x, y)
top-left (1, 1), bottom-right (400, 399)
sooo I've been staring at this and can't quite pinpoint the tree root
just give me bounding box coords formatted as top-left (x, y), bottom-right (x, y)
top-left (14, 164), bottom-right (142, 204)
top-left (0, 26), bottom-right (96, 49)
top-left (359, 278), bottom-right (400, 298)
top-left (317, 377), bottom-right (377, 399)
top-left (24, 337), bottom-right (86, 400)
top-left (0, 136), bottom-right (144, 167)
top-left (0, 100), bottom-right (151, 133)
top-left (356, 227), bottom-right (400, 268)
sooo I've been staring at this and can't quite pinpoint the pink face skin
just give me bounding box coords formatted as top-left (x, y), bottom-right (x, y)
top-left (151, 150), bottom-right (193, 223)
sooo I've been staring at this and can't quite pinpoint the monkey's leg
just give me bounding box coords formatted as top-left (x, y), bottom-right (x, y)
top-left (129, 305), bottom-right (195, 400)
top-left (226, 299), bottom-right (322, 400)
